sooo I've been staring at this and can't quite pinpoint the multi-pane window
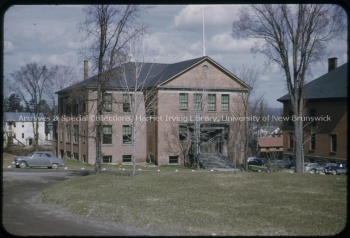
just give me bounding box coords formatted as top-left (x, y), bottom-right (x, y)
top-left (123, 94), bottom-right (132, 112)
top-left (221, 94), bottom-right (229, 111)
top-left (330, 134), bottom-right (337, 152)
top-left (65, 98), bottom-right (71, 115)
top-left (73, 99), bottom-right (79, 115)
top-left (60, 98), bottom-right (64, 115)
top-left (179, 125), bottom-right (188, 141)
top-left (208, 94), bottom-right (216, 111)
top-left (73, 125), bottom-right (79, 143)
top-left (102, 156), bottom-right (112, 164)
top-left (122, 125), bottom-right (132, 144)
top-left (169, 156), bottom-right (179, 164)
top-left (179, 93), bottom-right (188, 111)
top-left (310, 132), bottom-right (316, 151)
top-left (103, 93), bottom-right (112, 112)
top-left (288, 132), bottom-right (294, 149)
top-left (82, 130), bottom-right (85, 143)
top-left (123, 155), bottom-right (132, 163)
top-left (66, 125), bottom-right (71, 142)
top-left (103, 126), bottom-right (112, 144)
top-left (22, 133), bottom-right (24, 138)
top-left (194, 93), bottom-right (203, 111)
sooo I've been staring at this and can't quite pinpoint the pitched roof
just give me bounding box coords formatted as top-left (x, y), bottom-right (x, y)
top-left (277, 63), bottom-right (348, 102)
top-left (4, 112), bottom-right (46, 122)
top-left (56, 56), bottom-right (250, 94)
top-left (258, 137), bottom-right (283, 148)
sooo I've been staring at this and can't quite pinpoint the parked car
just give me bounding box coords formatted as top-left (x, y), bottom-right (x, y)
top-left (13, 151), bottom-right (64, 169)
top-left (248, 158), bottom-right (266, 166)
top-left (247, 156), bottom-right (258, 163)
top-left (270, 160), bottom-right (289, 168)
top-left (304, 163), bottom-right (323, 173)
top-left (323, 164), bottom-right (347, 175)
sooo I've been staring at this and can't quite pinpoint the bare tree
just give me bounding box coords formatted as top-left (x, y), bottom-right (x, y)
top-left (10, 63), bottom-right (56, 150)
top-left (232, 65), bottom-right (262, 170)
top-left (232, 4), bottom-right (346, 172)
top-left (79, 5), bottom-right (150, 174)
top-left (46, 65), bottom-right (79, 116)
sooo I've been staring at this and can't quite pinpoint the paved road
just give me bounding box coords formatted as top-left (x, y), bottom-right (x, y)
top-left (2, 169), bottom-right (159, 236)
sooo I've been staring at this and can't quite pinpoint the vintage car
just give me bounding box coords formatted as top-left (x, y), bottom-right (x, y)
top-left (323, 164), bottom-right (347, 175)
top-left (13, 151), bottom-right (64, 169)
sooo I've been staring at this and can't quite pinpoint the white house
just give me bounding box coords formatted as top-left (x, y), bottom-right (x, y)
top-left (3, 112), bottom-right (49, 147)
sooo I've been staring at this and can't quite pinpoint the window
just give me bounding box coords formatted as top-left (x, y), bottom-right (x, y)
top-left (82, 98), bottom-right (87, 114)
top-left (103, 126), bottom-right (112, 144)
top-left (65, 98), bottom-right (71, 115)
top-left (169, 156), bottom-right (179, 164)
top-left (208, 94), bottom-right (216, 111)
top-left (74, 153), bottom-right (79, 160)
top-left (123, 155), bottom-right (132, 163)
top-left (310, 109), bottom-right (316, 126)
top-left (288, 132), bottom-right (294, 149)
top-left (221, 94), bottom-right (229, 111)
top-left (102, 156), bottom-right (112, 164)
top-left (179, 93), bottom-right (188, 111)
top-left (330, 134), bottom-right (337, 153)
top-left (123, 94), bottom-right (132, 112)
top-left (66, 125), bottom-right (71, 143)
top-left (310, 132), bottom-right (316, 151)
top-left (122, 125), bottom-right (132, 144)
top-left (288, 110), bottom-right (294, 126)
top-left (82, 130), bottom-right (85, 143)
top-left (22, 133), bottom-right (24, 138)
top-left (194, 93), bottom-right (203, 111)
top-left (60, 97), bottom-right (64, 114)
top-left (73, 125), bottom-right (79, 143)
top-left (73, 99), bottom-right (79, 115)
top-left (22, 124), bottom-right (24, 128)
top-left (103, 93), bottom-right (112, 112)
top-left (179, 125), bottom-right (187, 141)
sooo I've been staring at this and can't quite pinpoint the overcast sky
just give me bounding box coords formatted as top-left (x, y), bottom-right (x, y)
top-left (4, 4), bottom-right (348, 108)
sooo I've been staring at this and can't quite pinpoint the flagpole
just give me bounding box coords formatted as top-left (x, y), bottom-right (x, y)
top-left (202, 5), bottom-right (206, 56)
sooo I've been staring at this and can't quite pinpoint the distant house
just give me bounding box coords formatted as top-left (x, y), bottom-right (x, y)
top-left (258, 137), bottom-right (283, 155)
top-left (277, 58), bottom-right (347, 164)
top-left (55, 56), bottom-right (251, 165)
top-left (3, 112), bottom-right (49, 147)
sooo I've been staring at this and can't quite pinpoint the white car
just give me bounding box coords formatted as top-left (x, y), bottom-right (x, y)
top-left (304, 163), bottom-right (323, 173)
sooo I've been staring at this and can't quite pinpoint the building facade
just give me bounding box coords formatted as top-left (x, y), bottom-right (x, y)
top-left (277, 58), bottom-right (347, 164)
top-left (55, 56), bottom-right (250, 165)
top-left (4, 112), bottom-right (48, 147)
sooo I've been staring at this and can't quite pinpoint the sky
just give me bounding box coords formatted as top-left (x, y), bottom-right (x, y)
top-left (3, 4), bottom-right (348, 108)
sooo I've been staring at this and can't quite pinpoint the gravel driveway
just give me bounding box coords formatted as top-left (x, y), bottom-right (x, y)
top-left (2, 169), bottom-right (161, 236)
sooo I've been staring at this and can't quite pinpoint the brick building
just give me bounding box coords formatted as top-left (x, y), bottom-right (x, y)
top-left (55, 56), bottom-right (250, 165)
top-left (277, 58), bottom-right (347, 164)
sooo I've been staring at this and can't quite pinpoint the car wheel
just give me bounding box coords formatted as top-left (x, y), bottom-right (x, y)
top-left (310, 169), bottom-right (315, 174)
top-left (19, 161), bottom-right (27, 169)
top-left (332, 170), bottom-right (337, 175)
top-left (51, 163), bottom-right (59, 169)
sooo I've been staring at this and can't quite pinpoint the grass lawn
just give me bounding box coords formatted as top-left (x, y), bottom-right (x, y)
top-left (40, 170), bottom-right (348, 236)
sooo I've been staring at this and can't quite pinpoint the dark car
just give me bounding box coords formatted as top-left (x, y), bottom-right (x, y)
top-left (13, 151), bottom-right (64, 169)
top-left (324, 164), bottom-right (347, 175)
top-left (248, 158), bottom-right (266, 166)
top-left (270, 160), bottom-right (289, 168)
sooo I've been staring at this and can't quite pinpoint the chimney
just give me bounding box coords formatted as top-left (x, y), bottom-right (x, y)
top-left (84, 60), bottom-right (88, 80)
top-left (328, 57), bottom-right (337, 72)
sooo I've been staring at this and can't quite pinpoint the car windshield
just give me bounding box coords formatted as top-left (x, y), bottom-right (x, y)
top-left (28, 152), bottom-right (34, 157)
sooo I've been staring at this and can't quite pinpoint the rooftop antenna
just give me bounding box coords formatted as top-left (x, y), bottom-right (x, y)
top-left (202, 5), bottom-right (206, 56)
